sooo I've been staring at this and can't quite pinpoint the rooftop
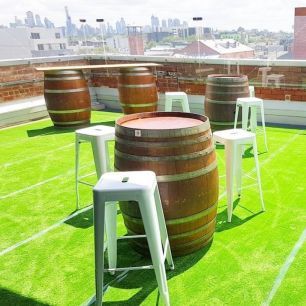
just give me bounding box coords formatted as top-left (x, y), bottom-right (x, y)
top-left (0, 110), bottom-right (305, 305)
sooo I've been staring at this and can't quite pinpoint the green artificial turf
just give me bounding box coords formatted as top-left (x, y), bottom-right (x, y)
top-left (0, 111), bottom-right (305, 306)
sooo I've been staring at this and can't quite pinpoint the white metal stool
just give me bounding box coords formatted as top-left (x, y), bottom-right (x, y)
top-left (234, 97), bottom-right (268, 151)
top-left (165, 92), bottom-right (190, 112)
top-left (93, 171), bottom-right (174, 306)
top-left (213, 129), bottom-right (265, 222)
top-left (75, 125), bottom-right (115, 210)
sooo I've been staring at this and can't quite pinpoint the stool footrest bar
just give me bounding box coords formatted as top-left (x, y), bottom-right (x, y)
top-left (104, 265), bottom-right (154, 272)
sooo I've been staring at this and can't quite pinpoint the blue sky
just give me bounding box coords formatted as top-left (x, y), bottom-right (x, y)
top-left (1, 0), bottom-right (306, 31)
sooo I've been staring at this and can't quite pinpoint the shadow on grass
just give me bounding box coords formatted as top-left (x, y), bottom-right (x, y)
top-left (0, 287), bottom-right (51, 306)
top-left (216, 198), bottom-right (264, 232)
top-left (64, 208), bottom-right (93, 229)
top-left (243, 146), bottom-right (266, 157)
top-left (96, 239), bottom-right (212, 305)
top-left (26, 121), bottom-right (116, 137)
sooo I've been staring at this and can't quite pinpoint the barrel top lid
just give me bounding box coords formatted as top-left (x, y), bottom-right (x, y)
top-left (36, 63), bottom-right (162, 71)
top-left (121, 116), bottom-right (203, 129)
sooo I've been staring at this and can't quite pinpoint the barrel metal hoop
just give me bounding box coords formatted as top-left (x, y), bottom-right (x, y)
top-left (156, 159), bottom-right (217, 182)
top-left (119, 72), bottom-right (152, 76)
top-left (206, 82), bottom-right (249, 87)
top-left (44, 76), bottom-right (83, 81)
top-left (115, 133), bottom-right (212, 148)
top-left (118, 83), bottom-right (156, 88)
top-left (122, 201), bottom-right (218, 226)
top-left (115, 121), bottom-right (211, 138)
top-left (44, 87), bottom-right (88, 93)
top-left (120, 102), bottom-right (157, 107)
top-left (53, 120), bottom-right (89, 125)
top-left (45, 70), bottom-right (83, 75)
top-left (115, 145), bottom-right (214, 162)
top-left (47, 108), bottom-right (91, 114)
top-left (205, 98), bottom-right (237, 105)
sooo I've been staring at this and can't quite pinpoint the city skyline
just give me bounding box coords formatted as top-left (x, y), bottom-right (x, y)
top-left (2, 0), bottom-right (306, 32)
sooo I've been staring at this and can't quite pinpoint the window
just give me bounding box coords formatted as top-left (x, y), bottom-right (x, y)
top-left (55, 33), bottom-right (61, 39)
top-left (37, 44), bottom-right (44, 50)
top-left (60, 43), bottom-right (66, 49)
top-left (31, 33), bottom-right (40, 39)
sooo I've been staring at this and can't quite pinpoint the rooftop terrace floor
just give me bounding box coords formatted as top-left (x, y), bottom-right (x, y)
top-left (0, 111), bottom-right (305, 305)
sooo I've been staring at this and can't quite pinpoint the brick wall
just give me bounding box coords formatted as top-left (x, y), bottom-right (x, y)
top-left (0, 59), bottom-right (89, 102)
top-left (1, 56), bottom-right (306, 103)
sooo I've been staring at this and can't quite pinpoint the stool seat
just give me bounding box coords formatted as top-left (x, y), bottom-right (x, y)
top-left (213, 129), bottom-right (265, 222)
top-left (93, 171), bottom-right (174, 306)
top-left (75, 125), bottom-right (115, 209)
top-left (234, 97), bottom-right (268, 152)
top-left (165, 91), bottom-right (190, 112)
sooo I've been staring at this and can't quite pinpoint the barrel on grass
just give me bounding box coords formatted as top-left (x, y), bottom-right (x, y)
top-left (115, 112), bottom-right (219, 256)
top-left (118, 67), bottom-right (158, 114)
top-left (44, 70), bottom-right (91, 127)
top-left (205, 74), bottom-right (249, 131)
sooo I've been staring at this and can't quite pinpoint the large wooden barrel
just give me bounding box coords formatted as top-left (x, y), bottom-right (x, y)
top-left (115, 112), bottom-right (219, 256)
top-left (205, 74), bottom-right (249, 131)
top-left (118, 67), bottom-right (158, 114)
top-left (44, 70), bottom-right (91, 127)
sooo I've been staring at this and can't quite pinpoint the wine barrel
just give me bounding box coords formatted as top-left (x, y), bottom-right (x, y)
top-left (118, 67), bottom-right (158, 114)
top-left (205, 74), bottom-right (249, 131)
top-left (115, 112), bottom-right (219, 256)
top-left (44, 70), bottom-right (91, 127)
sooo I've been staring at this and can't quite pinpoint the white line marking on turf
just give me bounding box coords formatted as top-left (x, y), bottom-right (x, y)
top-left (0, 163), bottom-right (93, 200)
top-left (81, 271), bottom-right (129, 306)
top-left (262, 228), bottom-right (306, 306)
top-left (0, 205), bottom-right (92, 257)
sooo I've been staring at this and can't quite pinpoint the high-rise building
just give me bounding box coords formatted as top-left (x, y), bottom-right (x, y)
top-left (293, 7), bottom-right (306, 59)
top-left (162, 19), bottom-right (167, 28)
top-left (127, 26), bottom-right (144, 55)
top-left (35, 14), bottom-right (44, 27)
top-left (65, 6), bottom-right (74, 38)
top-left (25, 11), bottom-right (35, 27)
top-left (44, 17), bottom-right (55, 29)
top-left (151, 15), bottom-right (160, 32)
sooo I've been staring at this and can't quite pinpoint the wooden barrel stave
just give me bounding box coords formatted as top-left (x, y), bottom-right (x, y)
top-left (118, 67), bottom-right (158, 114)
top-left (44, 70), bottom-right (91, 127)
top-left (205, 74), bottom-right (249, 131)
top-left (115, 112), bottom-right (219, 256)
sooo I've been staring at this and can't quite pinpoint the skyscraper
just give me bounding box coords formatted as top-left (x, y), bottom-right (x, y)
top-left (25, 11), bottom-right (35, 27)
top-left (44, 17), bottom-right (55, 29)
top-left (293, 7), bottom-right (306, 59)
top-left (65, 6), bottom-right (74, 38)
top-left (35, 14), bottom-right (44, 27)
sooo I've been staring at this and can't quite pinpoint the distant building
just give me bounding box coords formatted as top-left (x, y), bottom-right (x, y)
top-left (44, 18), bottom-right (55, 29)
top-left (0, 27), bottom-right (73, 59)
top-left (25, 11), bottom-right (35, 27)
top-left (293, 7), bottom-right (306, 59)
top-left (35, 14), bottom-right (44, 27)
top-left (127, 26), bottom-right (144, 55)
top-left (174, 39), bottom-right (255, 59)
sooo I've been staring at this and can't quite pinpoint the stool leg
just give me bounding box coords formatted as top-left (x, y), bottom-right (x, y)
top-left (225, 143), bottom-right (236, 222)
top-left (105, 201), bottom-right (117, 274)
top-left (182, 96), bottom-right (190, 112)
top-left (93, 195), bottom-right (106, 306)
top-left (252, 139), bottom-right (265, 212)
top-left (236, 144), bottom-right (243, 197)
top-left (234, 104), bottom-right (239, 129)
top-left (139, 194), bottom-right (170, 306)
top-left (242, 104), bottom-right (249, 131)
top-left (75, 135), bottom-right (80, 210)
top-left (260, 103), bottom-right (268, 152)
top-left (154, 187), bottom-right (174, 270)
top-left (165, 96), bottom-right (172, 112)
top-left (91, 137), bottom-right (108, 178)
top-left (250, 107), bottom-right (257, 133)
